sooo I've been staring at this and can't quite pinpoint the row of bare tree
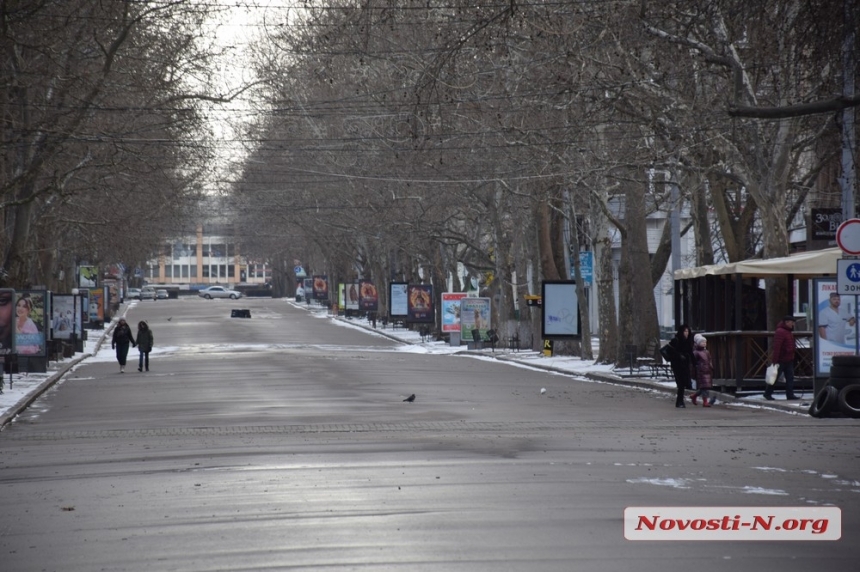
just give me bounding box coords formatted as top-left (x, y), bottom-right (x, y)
top-left (1, 0), bottom-right (232, 291)
top-left (231, 0), bottom-right (854, 360)
top-left (2, 1), bottom-right (854, 363)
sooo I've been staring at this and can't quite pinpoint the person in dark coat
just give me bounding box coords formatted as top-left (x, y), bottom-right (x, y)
top-left (665, 324), bottom-right (694, 408)
top-left (765, 315), bottom-right (797, 401)
top-left (136, 321), bottom-right (154, 372)
top-left (111, 318), bottom-right (136, 373)
top-left (691, 335), bottom-right (714, 407)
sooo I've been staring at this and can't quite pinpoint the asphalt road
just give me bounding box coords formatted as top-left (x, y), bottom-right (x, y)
top-left (1, 298), bottom-right (858, 571)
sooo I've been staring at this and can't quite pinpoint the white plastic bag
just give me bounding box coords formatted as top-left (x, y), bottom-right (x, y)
top-left (765, 364), bottom-right (779, 386)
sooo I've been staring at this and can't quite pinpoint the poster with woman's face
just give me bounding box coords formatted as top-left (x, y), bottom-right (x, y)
top-left (15, 290), bottom-right (46, 356)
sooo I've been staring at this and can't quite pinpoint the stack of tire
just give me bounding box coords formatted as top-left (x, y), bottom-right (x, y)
top-left (809, 355), bottom-right (860, 418)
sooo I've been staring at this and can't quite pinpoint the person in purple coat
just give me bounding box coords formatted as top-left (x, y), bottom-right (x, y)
top-left (691, 335), bottom-right (714, 408)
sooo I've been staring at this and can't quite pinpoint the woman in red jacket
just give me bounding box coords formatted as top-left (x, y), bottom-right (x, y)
top-left (765, 315), bottom-right (797, 401)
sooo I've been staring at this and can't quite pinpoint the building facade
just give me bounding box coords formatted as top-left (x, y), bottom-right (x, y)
top-left (144, 225), bottom-right (270, 287)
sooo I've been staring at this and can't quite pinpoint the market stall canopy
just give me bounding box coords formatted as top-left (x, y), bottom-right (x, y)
top-left (673, 247), bottom-right (843, 280)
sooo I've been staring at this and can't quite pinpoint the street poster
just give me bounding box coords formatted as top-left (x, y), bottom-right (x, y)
top-left (459, 297), bottom-right (491, 341)
top-left (15, 290), bottom-right (47, 356)
top-left (814, 278), bottom-right (858, 376)
top-left (407, 284), bottom-right (433, 323)
top-left (359, 280), bottom-right (378, 312)
top-left (441, 292), bottom-right (468, 333)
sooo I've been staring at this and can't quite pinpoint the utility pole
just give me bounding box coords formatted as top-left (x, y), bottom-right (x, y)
top-left (841, 0), bottom-right (857, 221)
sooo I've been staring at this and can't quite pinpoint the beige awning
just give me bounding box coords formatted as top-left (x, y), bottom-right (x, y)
top-left (673, 247), bottom-right (844, 280)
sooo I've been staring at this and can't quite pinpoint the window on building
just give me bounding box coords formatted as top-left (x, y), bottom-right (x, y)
top-left (173, 265), bottom-right (180, 279)
top-left (202, 265), bottom-right (210, 278)
top-left (182, 265), bottom-right (189, 278)
top-left (190, 265), bottom-right (197, 278)
top-left (228, 265), bottom-right (235, 278)
top-left (219, 265), bottom-right (226, 278)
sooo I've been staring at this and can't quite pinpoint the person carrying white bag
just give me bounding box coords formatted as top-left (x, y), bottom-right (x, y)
top-left (764, 315), bottom-right (798, 401)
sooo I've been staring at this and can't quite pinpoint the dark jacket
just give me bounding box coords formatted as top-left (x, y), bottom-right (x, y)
top-left (137, 326), bottom-right (154, 352)
top-left (112, 322), bottom-right (135, 348)
top-left (692, 347), bottom-right (714, 389)
top-left (772, 321), bottom-right (795, 364)
top-left (666, 330), bottom-right (694, 376)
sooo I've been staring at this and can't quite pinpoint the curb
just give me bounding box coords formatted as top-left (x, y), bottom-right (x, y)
top-left (334, 315), bottom-right (812, 415)
top-left (0, 353), bottom-right (92, 430)
top-left (0, 316), bottom-right (116, 431)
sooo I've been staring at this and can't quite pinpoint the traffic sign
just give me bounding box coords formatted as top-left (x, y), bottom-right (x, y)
top-left (837, 259), bottom-right (860, 294)
top-left (836, 218), bottom-right (860, 255)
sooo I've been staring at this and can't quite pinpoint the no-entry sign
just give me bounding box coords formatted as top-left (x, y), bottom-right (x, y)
top-left (836, 218), bottom-right (860, 255)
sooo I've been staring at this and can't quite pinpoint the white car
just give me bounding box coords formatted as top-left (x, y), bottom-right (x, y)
top-left (156, 289), bottom-right (169, 300)
top-left (127, 288), bottom-right (142, 300)
top-left (140, 287), bottom-right (157, 300)
top-left (198, 285), bottom-right (242, 300)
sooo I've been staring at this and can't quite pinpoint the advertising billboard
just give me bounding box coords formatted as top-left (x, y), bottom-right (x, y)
top-left (441, 292), bottom-right (468, 333)
top-left (459, 297), bottom-right (491, 341)
top-left (407, 284), bottom-right (433, 323)
top-left (542, 281), bottom-right (580, 339)
top-left (389, 282), bottom-right (408, 318)
top-left (358, 280), bottom-right (379, 312)
top-left (15, 290), bottom-right (47, 356)
top-left (814, 278), bottom-right (858, 376)
top-left (0, 288), bottom-right (15, 355)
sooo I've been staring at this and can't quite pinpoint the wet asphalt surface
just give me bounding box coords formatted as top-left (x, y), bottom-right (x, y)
top-left (1, 298), bottom-right (858, 571)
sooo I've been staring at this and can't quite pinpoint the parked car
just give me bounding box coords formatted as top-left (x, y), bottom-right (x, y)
top-left (127, 288), bottom-right (141, 300)
top-left (156, 289), bottom-right (169, 300)
top-left (140, 287), bottom-right (157, 300)
top-left (198, 285), bottom-right (242, 300)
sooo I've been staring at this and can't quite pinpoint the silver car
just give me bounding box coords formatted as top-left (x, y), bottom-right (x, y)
top-left (198, 285), bottom-right (242, 300)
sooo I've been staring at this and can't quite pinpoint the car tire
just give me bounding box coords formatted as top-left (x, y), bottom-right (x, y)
top-left (827, 364), bottom-right (860, 379)
top-left (825, 377), bottom-right (859, 391)
top-left (808, 385), bottom-right (838, 418)
top-left (831, 355), bottom-right (860, 367)
top-left (204, 294), bottom-right (212, 300)
top-left (230, 294), bottom-right (237, 299)
top-left (837, 384), bottom-right (860, 418)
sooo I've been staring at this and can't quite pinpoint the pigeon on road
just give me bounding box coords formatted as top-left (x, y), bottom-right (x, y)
top-left (403, 394), bottom-right (416, 403)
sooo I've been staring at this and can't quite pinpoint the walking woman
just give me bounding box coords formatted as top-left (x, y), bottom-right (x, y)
top-left (665, 325), bottom-right (694, 408)
top-left (111, 318), bottom-right (136, 373)
top-left (691, 335), bottom-right (714, 407)
top-left (136, 321), bottom-right (154, 372)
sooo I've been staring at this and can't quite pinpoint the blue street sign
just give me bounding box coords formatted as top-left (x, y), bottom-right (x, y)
top-left (836, 259), bottom-right (860, 294)
top-left (570, 251), bottom-right (593, 285)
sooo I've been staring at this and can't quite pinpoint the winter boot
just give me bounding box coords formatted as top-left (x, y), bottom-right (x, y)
top-left (675, 395), bottom-right (686, 408)
top-left (702, 397), bottom-right (711, 408)
top-left (691, 393), bottom-right (698, 406)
